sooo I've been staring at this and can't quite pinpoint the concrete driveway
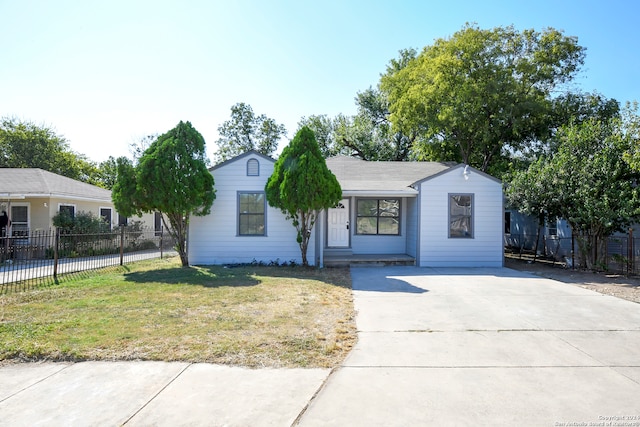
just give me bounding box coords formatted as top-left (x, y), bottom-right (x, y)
top-left (297, 266), bottom-right (640, 426)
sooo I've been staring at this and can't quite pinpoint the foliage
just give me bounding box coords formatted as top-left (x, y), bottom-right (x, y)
top-left (214, 103), bottom-right (287, 162)
top-left (297, 114), bottom-right (340, 158)
top-left (93, 156), bottom-right (119, 189)
top-left (621, 102), bottom-right (640, 170)
top-left (129, 134), bottom-right (159, 163)
top-left (266, 127), bottom-right (342, 266)
top-left (297, 76), bottom-right (420, 161)
top-left (507, 112), bottom-right (640, 269)
top-left (52, 210), bottom-right (112, 234)
top-left (0, 117), bottom-right (99, 183)
top-left (112, 121), bottom-right (215, 266)
top-left (381, 24), bottom-right (586, 174)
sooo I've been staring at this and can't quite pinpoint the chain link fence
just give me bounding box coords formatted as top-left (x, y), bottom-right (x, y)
top-left (1, 226), bottom-right (177, 294)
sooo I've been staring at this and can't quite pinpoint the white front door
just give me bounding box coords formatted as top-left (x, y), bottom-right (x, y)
top-left (327, 199), bottom-right (349, 247)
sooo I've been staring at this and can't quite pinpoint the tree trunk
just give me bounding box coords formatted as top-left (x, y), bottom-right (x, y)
top-left (296, 210), bottom-right (316, 267)
top-left (166, 212), bottom-right (189, 267)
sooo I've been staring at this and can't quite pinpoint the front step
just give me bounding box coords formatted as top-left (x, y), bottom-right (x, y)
top-left (323, 254), bottom-right (415, 267)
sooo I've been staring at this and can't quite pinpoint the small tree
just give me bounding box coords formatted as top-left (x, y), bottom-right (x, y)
top-left (112, 121), bottom-right (215, 266)
top-left (265, 126), bottom-right (342, 266)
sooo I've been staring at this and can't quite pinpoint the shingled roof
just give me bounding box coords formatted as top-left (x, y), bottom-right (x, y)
top-left (325, 156), bottom-right (455, 196)
top-left (0, 168), bottom-right (111, 202)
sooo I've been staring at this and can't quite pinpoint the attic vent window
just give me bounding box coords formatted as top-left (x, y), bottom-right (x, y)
top-left (247, 159), bottom-right (259, 176)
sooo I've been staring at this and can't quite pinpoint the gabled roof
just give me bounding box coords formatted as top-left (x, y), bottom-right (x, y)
top-left (325, 156), bottom-right (455, 196)
top-left (414, 163), bottom-right (502, 186)
top-left (0, 168), bottom-right (112, 202)
top-left (210, 150), bottom-right (275, 171)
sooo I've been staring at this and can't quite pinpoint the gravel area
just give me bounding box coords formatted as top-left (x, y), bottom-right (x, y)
top-left (505, 256), bottom-right (640, 304)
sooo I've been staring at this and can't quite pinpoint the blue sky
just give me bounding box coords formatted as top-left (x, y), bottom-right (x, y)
top-left (1, 0), bottom-right (638, 163)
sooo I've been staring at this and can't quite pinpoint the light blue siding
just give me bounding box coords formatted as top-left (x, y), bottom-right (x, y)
top-left (406, 197), bottom-right (418, 257)
top-left (189, 153), bottom-right (313, 265)
top-left (418, 166), bottom-right (503, 267)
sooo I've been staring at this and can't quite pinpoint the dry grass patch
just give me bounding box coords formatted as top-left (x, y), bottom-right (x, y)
top-left (0, 257), bottom-right (356, 368)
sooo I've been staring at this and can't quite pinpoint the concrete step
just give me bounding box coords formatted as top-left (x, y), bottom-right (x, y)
top-left (324, 254), bottom-right (415, 268)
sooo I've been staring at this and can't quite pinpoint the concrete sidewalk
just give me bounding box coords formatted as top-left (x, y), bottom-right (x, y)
top-left (0, 362), bottom-right (328, 426)
top-left (297, 267), bottom-right (640, 426)
top-left (2, 267), bottom-right (640, 426)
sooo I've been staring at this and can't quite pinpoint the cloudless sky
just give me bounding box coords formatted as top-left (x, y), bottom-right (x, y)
top-left (1, 0), bottom-right (639, 163)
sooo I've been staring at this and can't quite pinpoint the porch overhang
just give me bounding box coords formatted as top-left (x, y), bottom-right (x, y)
top-left (341, 189), bottom-right (418, 198)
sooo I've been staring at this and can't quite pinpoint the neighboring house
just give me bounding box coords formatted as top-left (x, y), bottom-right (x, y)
top-left (0, 168), bottom-right (160, 237)
top-left (189, 151), bottom-right (504, 267)
top-left (504, 210), bottom-right (636, 263)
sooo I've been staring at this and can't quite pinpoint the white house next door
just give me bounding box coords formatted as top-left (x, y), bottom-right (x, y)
top-left (328, 199), bottom-right (349, 247)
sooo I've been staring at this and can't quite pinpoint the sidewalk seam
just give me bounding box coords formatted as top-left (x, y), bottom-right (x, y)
top-left (121, 362), bottom-right (192, 426)
top-left (290, 367), bottom-right (338, 426)
top-left (0, 363), bottom-right (73, 404)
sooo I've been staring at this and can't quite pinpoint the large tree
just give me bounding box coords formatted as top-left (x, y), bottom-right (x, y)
top-left (381, 24), bottom-right (586, 174)
top-left (265, 126), bottom-right (342, 266)
top-left (214, 103), bottom-right (286, 162)
top-left (507, 112), bottom-right (640, 269)
top-left (112, 121), bottom-right (215, 266)
top-left (0, 117), bottom-right (99, 183)
top-left (298, 80), bottom-right (421, 161)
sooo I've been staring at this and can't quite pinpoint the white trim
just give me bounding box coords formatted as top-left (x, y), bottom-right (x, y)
top-left (99, 206), bottom-right (114, 228)
top-left (8, 202), bottom-right (30, 237)
top-left (58, 203), bottom-right (77, 217)
top-left (2, 193), bottom-right (111, 203)
top-left (342, 190), bottom-right (418, 197)
top-left (0, 194), bottom-right (26, 200)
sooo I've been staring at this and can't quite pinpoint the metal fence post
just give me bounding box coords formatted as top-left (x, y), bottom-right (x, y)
top-left (630, 228), bottom-right (635, 275)
top-left (53, 228), bottom-right (59, 280)
top-left (160, 226), bottom-right (164, 259)
top-left (120, 225), bottom-right (124, 266)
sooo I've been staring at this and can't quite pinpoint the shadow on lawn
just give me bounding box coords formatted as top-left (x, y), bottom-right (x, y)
top-left (123, 265), bottom-right (260, 288)
top-left (123, 264), bottom-right (352, 289)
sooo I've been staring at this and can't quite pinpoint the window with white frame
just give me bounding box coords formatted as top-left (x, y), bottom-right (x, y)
top-left (449, 194), bottom-right (473, 238)
top-left (238, 192), bottom-right (265, 236)
top-left (100, 207), bottom-right (113, 227)
top-left (356, 199), bottom-right (400, 235)
top-left (59, 204), bottom-right (76, 218)
top-left (11, 204), bottom-right (29, 237)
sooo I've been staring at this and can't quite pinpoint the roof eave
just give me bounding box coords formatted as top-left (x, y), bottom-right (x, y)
top-left (0, 193), bottom-right (112, 203)
top-left (341, 189), bottom-right (418, 197)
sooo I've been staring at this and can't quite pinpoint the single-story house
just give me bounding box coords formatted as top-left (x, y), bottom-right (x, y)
top-left (0, 168), bottom-right (160, 237)
top-left (189, 151), bottom-right (504, 267)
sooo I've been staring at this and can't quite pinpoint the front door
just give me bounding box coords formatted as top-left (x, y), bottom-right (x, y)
top-left (327, 199), bottom-right (349, 247)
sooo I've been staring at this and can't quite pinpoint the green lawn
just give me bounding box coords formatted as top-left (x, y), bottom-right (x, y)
top-left (0, 257), bottom-right (356, 368)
